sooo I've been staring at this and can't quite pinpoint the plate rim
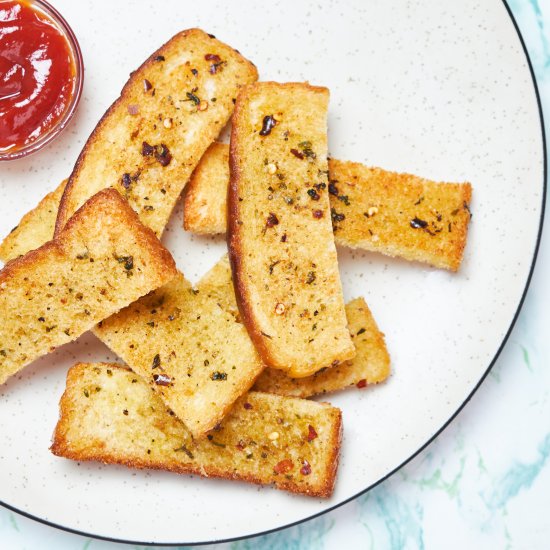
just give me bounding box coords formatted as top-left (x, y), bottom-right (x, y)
top-left (0, 0), bottom-right (547, 545)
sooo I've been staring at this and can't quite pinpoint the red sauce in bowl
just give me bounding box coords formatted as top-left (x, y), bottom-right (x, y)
top-left (0, 0), bottom-right (80, 156)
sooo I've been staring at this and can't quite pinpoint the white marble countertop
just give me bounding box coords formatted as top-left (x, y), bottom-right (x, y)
top-left (1, 0), bottom-right (549, 548)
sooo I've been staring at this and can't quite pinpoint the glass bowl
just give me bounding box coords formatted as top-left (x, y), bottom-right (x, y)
top-left (0, 0), bottom-right (84, 161)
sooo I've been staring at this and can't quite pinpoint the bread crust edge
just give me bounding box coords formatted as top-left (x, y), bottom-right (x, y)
top-left (227, 83), bottom-right (332, 374)
top-left (51, 363), bottom-right (341, 498)
top-left (56, 28), bottom-right (258, 236)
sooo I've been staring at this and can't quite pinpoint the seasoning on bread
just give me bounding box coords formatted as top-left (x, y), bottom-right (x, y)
top-left (255, 297), bottom-right (390, 397)
top-left (0, 179), bottom-right (67, 263)
top-left (0, 189), bottom-right (177, 385)
top-left (198, 256), bottom-right (390, 397)
top-left (51, 362), bottom-right (342, 497)
top-left (184, 143), bottom-right (472, 271)
top-left (94, 273), bottom-right (264, 438)
top-left (326, 159), bottom-right (472, 271)
top-left (54, 28), bottom-right (258, 237)
top-left (228, 82), bottom-right (354, 378)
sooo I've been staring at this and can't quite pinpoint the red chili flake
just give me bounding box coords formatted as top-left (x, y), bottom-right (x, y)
top-left (281, 234), bottom-right (287, 242)
top-left (300, 460), bottom-right (312, 475)
top-left (153, 373), bottom-right (172, 386)
top-left (236, 441), bottom-right (245, 450)
top-left (266, 213), bottom-right (279, 227)
top-left (154, 143), bottom-right (172, 167)
top-left (243, 402), bottom-right (253, 410)
top-left (127, 104), bottom-right (139, 115)
top-left (143, 79), bottom-right (152, 92)
top-left (312, 210), bottom-right (323, 219)
top-left (290, 148), bottom-right (304, 159)
top-left (307, 425), bottom-right (318, 441)
top-left (205, 53), bottom-right (221, 62)
top-left (356, 379), bottom-right (368, 389)
top-left (273, 459), bottom-right (294, 474)
top-left (142, 141), bottom-right (154, 156)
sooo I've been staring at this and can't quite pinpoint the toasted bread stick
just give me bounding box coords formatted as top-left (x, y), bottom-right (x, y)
top-left (0, 189), bottom-right (177, 385)
top-left (228, 82), bottom-right (354, 378)
top-left (52, 362), bottom-right (342, 497)
top-left (55, 28), bottom-right (258, 237)
top-left (327, 159), bottom-right (472, 271)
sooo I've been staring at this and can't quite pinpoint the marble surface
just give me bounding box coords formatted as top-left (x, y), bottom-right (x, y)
top-left (1, 0), bottom-right (549, 548)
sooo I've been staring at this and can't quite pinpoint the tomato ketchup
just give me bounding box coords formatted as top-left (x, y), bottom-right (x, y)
top-left (0, 0), bottom-right (79, 155)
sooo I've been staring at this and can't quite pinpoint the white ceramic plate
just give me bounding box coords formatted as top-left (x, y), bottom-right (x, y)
top-left (0, 0), bottom-right (545, 545)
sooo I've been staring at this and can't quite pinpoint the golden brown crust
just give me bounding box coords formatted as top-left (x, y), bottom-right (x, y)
top-left (227, 89), bottom-right (269, 369)
top-left (183, 142), bottom-right (229, 234)
top-left (52, 363), bottom-right (342, 497)
top-left (0, 189), bottom-right (177, 385)
top-left (253, 297), bottom-right (391, 397)
top-left (328, 159), bottom-right (472, 271)
top-left (56, 29), bottom-right (193, 235)
top-left (322, 407), bottom-right (343, 497)
top-left (56, 28), bottom-right (258, 237)
top-left (228, 82), bottom-right (354, 377)
top-left (50, 446), bottom-right (338, 498)
top-left (1, 188), bottom-right (174, 281)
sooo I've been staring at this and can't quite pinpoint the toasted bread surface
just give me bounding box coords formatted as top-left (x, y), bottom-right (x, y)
top-left (198, 257), bottom-right (390, 397)
top-left (52, 363), bottom-right (342, 497)
top-left (327, 159), bottom-right (472, 271)
top-left (0, 189), bottom-right (177, 385)
top-left (183, 141), bottom-right (229, 234)
top-left (228, 82), bottom-right (354, 377)
top-left (196, 254), bottom-right (240, 318)
top-left (56, 28), bottom-right (258, 237)
top-left (0, 180), bottom-right (67, 264)
top-left (184, 143), bottom-right (472, 270)
top-left (94, 272), bottom-right (264, 438)
top-left (255, 298), bottom-right (390, 397)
